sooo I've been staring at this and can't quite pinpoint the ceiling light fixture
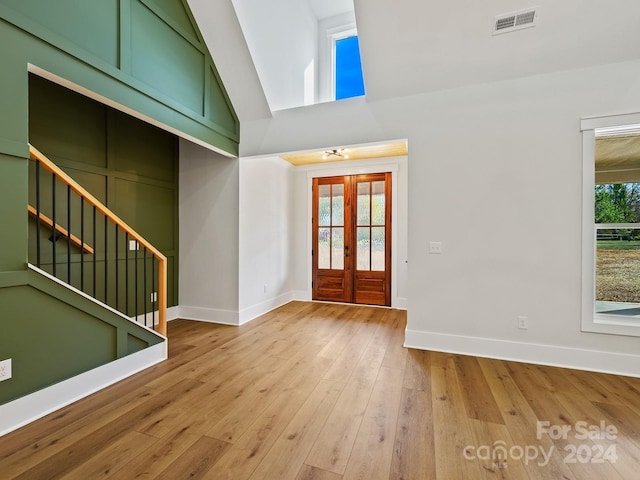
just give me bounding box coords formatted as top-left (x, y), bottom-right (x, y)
top-left (321, 148), bottom-right (349, 160)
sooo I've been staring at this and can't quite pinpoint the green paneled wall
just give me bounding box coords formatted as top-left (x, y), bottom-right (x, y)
top-left (0, 0), bottom-right (120, 67)
top-left (131, 1), bottom-right (205, 115)
top-left (0, 0), bottom-right (238, 155)
top-left (29, 74), bottom-right (179, 309)
top-left (0, 0), bottom-right (226, 406)
top-left (0, 274), bottom-right (163, 405)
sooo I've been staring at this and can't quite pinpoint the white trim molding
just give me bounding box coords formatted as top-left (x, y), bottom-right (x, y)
top-left (178, 305), bottom-right (240, 326)
top-left (239, 291), bottom-right (296, 325)
top-left (405, 329), bottom-right (640, 378)
top-left (0, 342), bottom-right (167, 437)
top-left (581, 111), bottom-right (640, 337)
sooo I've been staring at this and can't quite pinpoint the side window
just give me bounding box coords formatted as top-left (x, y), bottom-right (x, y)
top-left (581, 115), bottom-right (640, 337)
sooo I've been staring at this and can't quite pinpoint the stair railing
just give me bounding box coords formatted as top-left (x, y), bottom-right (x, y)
top-left (28, 145), bottom-right (167, 336)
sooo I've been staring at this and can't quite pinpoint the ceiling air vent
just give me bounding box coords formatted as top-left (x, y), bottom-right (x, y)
top-left (493, 7), bottom-right (538, 35)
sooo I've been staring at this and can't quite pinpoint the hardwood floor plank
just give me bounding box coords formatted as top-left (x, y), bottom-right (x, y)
top-left (248, 380), bottom-right (344, 480)
top-left (154, 435), bottom-right (230, 480)
top-left (0, 386), bottom-right (162, 478)
top-left (0, 383), bottom-right (157, 460)
top-left (563, 369), bottom-right (617, 404)
top-left (467, 418), bottom-right (529, 479)
top-left (431, 358), bottom-right (484, 479)
top-left (205, 342), bottom-right (331, 443)
top-left (453, 355), bottom-right (504, 425)
top-left (390, 387), bottom-right (436, 480)
top-left (590, 372), bottom-right (640, 418)
top-left (296, 464), bottom-right (343, 480)
top-left (477, 358), bottom-right (575, 480)
top-left (12, 379), bottom-right (203, 480)
top-left (322, 320), bottom-right (376, 382)
top-left (317, 313), bottom-right (366, 360)
top-left (403, 349), bottom-right (432, 391)
top-left (61, 431), bottom-right (158, 479)
top-left (509, 362), bottom-right (620, 479)
top-left (538, 366), bottom-right (638, 480)
top-left (380, 312), bottom-right (408, 371)
top-left (342, 366), bottom-right (404, 480)
top-left (202, 357), bottom-right (335, 479)
top-left (594, 401), bottom-right (640, 451)
top-left (104, 426), bottom-right (202, 479)
top-left (305, 373), bottom-right (378, 474)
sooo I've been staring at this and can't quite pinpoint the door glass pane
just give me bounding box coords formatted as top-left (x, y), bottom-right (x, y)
top-left (318, 185), bottom-right (331, 226)
top-left (357, 226), bottom-right (370, 270)
top-left (357, 182), bottom-right (370, 226)
top-left (332, 228), bottom-right (344, 270)
top-left (372, 227), bottom-right (385, 271)
top-left (372, 181), bottom-right (385, 225)
top-left (332, 184), bottom-right (344, 226)
top-left (318, 227), bottom-right (330, 269)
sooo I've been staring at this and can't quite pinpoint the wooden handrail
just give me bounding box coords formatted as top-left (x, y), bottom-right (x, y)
top-left (28, 205), bottom-right (94, 254)
top-left (29, 144), bottom-right (167, 336)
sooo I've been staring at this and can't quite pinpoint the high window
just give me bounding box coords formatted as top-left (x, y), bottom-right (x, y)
top-left (335, 35), bottom-right (365, 100)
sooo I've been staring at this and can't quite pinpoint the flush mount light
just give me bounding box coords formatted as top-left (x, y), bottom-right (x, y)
top-left (322, 148), bottom-right (349, 160)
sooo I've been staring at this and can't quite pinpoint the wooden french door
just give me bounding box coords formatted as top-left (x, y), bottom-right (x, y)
top-left (312, 173), bottom-right (391, 306)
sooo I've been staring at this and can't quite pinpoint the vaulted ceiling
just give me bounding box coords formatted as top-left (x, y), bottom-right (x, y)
top-left (186, 0), bottom-right (640, 122)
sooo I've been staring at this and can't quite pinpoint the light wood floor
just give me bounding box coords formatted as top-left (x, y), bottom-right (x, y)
top-left (1, 301), bottom-right (640, 479)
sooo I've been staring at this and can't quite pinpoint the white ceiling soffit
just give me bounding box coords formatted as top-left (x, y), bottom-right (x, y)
top-left (186, 0), bottom-right (271, 122)
top-left (308, 0), bottom-right (354, 20)
top-left (186, 0), bottom-right (640, 120)
top-left (354, 0), bottom-right (640, 101)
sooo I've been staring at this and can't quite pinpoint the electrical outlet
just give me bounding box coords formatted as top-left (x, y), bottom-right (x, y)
top-left (518, 316), bottom-right (528, 330)
top-left (429, 241), bottom-right (443, 254)
top-left (129, 240), bottom-right (140, 251)
top-left (263, 284), bottom-right (268, 293)
top-left (150, 292), bottom-right (157, 302)
top-left (0, 359), bottom-right (12, 381)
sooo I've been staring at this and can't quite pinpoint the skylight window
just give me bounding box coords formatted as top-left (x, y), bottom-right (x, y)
top-left (335, 35), bottom-right (365, 100)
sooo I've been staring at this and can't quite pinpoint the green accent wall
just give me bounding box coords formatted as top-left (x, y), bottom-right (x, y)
top-left (0, 0), bottom-right (231, 405)
top-left (29, 75), bottom-right (179, 309)
top-left (0, 271), bottom-right (164, 405)
top-left (0, 0), bottom-right (238, 157)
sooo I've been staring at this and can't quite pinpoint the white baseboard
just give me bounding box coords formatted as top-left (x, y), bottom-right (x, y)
top-left (404, 329), bottom-right (640, 378)
top-left (0, 342), bottom-right (167, 437)
top-left (130, 306), bottom-right (180, 326)
top-left (394, 296), bottom-right (408, 310)
top-left (178, 305), bottom-right (240, 326)
top-left (167, 306), bottom-right (180, 321)
top-left (239, 291), bottom-right (296, 325)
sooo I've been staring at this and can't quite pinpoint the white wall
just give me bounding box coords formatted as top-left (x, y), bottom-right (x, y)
top-left (179, 139), bottom-right (240, 325)
top-left (238, 156), bottom-right (295, 322)
top-left (239, 60), bottom-right (640, 376)
top-left (231, 0), bottom-right (318, 111)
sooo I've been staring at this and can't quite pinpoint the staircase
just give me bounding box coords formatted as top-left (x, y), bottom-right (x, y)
top-left (27, 145), bottom-right (167, 336)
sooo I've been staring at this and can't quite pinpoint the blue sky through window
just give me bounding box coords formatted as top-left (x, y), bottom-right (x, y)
top-left (335, 35), bottom-right (365, 100)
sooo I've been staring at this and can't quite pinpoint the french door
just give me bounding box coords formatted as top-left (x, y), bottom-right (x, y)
top-left (312, 173), bottom-right (391, 306)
